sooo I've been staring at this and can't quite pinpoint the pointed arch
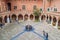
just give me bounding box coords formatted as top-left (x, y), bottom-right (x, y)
top-left (24, 14), bottom-right (28, 21)
top-left (53, 17), bottom-right (57, 23)
top-left (52, 16), bottom-right (57, 26)
top-left (18, 14), bottom-right (23, 20)
top-left (58, 20), bottom-right (60, 26)
top-left (41, 15), bottom-right (46, 20)
top-left (30, 14), bottom-right (34, 20)
top-left (49, 16), bottom-right (52, 21)
top-left (0, 17), bottom-right (2, 23)
top-left (12, 14), bottom-right (17, 21)
top-left (4, 16), bottom-right (7, 23)
top-left (58, 19), bottom-right (60, 29)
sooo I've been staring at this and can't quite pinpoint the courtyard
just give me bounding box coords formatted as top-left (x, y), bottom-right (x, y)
top-left (0, 0), bottom-right (60, 40)
top-left (0, 21), bottom-right (60, 40)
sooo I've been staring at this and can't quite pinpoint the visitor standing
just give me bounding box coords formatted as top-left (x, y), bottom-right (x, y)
top-left (45, 33), bottom-right (48, 40)
top-left (43, 30), bottom-right (45, 37)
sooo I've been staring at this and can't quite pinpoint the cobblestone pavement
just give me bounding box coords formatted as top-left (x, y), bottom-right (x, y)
top-left (0, 21), bottom-right (60, 40)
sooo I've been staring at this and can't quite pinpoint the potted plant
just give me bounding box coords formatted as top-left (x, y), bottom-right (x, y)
top-left (33, 9), bottom-right (41, 22)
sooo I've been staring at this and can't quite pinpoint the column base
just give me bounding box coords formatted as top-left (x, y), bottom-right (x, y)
top-left (54, 26), bottom-right (57, 29)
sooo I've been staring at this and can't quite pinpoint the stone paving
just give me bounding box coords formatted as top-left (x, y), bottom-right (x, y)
top-left (0, 21), bottom-right (60, 40)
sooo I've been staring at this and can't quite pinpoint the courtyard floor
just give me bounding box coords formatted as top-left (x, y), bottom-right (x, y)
top-left (0, 21), bottom-right (60, 40)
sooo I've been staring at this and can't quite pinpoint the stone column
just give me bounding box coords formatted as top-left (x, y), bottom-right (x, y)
top-left (39, 16), bottom-right (41, 22)
top-left (10, 15), bottom-right (12, 23)
top-left (48, 17), bottom-right (51, 24)
top-left (48, 17), bottom-right (49, 21)
top-left (55, 20), bottom-right (58, 29)
top-left (46, 16), bottom-right (49, 23)
top-left (16, 16), bottom-right (18, 21)
top-left (44, 15), bottom-right (46, 22)
top-left (51, 18), bottom-right (53, 25)
top-left (33, 16), bottom-right (35, 21)
top-left (7, 17), bottom-right (10, 23)
top-left (46, 16), bottom-right (48, 22)
top-left (28, 16), bottom-right (30, 21)
top-left (23, 15), bottom-right (24, 21)
top-left (2, 17), bottom-right (5, 24)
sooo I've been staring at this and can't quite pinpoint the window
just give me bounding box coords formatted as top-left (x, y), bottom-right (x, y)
top-left (7, 3), bottom-right (11, 11)
top-left (14, 6), bottom-right (17, 10)
top-left (33, 5), bottom-right (37, 10)
top-left (47, 8), bottom-right (50, 11)
top-left (40, 8), bottom-right (43, 12)
top-left (22, 5), bottom-right (26, 10)
top-left (54, 8), bottom-right (57, 12)
top-left (47, 8), bottom-right (51, 11)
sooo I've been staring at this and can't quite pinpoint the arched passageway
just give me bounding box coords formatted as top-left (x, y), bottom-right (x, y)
top-left (0, 17), bottom-right (2, 23)
top-left (58, 20), bottom-right (60, 29)
top-left (46, 15), bottom-right (49, 22)
top-left (18, 14), bottom-right (23, 21)
top-left (0, 17), bottom-right (4, 27)
top-left (49, 16), bottom-right (52, 23)
top-left (24, 14), bottom-right (28, 21)
top-left (9, 15), bottom-right (11, 23)
top-left (41, 15), bottom-right (46, 20)
top-left (52, 17), bottom-right (57, 26)
top-left (47, 15), bottom-right (48, 20)
top-left (4, 16), bottom-right (7, 23)
top-left (35, 16), bottom-right (39, 21)
top-left (30, 14), bottom-right (34, 20)
top-left (49, 16), bottom-right (52, 21)
top-left (12, 14), bottom-right (17, 21)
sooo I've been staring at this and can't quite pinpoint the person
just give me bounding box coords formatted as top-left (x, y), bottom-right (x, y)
top-left (43, 30), bottom-right (45, 37)
top-left (45, 33), bottom-right (48, 40)
top-left (29, 25), bottom-right (32, 30)
top-left (25, 25), bottom-right (33, 31)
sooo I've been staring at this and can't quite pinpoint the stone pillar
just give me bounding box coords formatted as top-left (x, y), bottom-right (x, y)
top-left (23, 15), bottom-right (24, 21)
top-left (44, 15), bottom-right (46, 22)
top-left (46, 16), bottom-right (48, 22)
top-left (28, 16), bottom-right (30, 21)
top-left (33, 16), bottom-right (35, 21)
top-left (39, 16), bottom-right (41, 21)
top-left (48, 17), bottom-right (51, 24)
top-left (7, 17), bottom-right (10, 23)
top-left (2, 17), bottom-right (5, 24)
top-left (55, 20), bottom-right (58, 29)
top-left (16, 16), bottom-right (18, 21)
top-left (51, 18), bottom-right (53, 25)
top-left (46, 16), bottom-right (49, 23)
top-left (48, 17), bottom-right (50, 21)
top-left (10, 15), bottom-right (12, 23)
